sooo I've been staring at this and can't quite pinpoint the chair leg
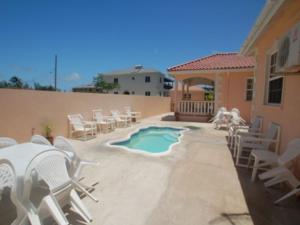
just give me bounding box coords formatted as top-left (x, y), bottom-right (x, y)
top-left (70, 189), bottom-right (93, 223)
top-left (251, 158), bottom-right (259, 182)
top-left (264, 176), bottom-right (286, 187)
top-left (42, 195), bottom-right (69, 225)
top-left (73, 180), bottom-right (99, 202)
top-left (275, 188), bottom-right (300, 204)
top-left (247, 154), bottom-right (253, 168)
top-left (236, 145), bottom-right (242, 166)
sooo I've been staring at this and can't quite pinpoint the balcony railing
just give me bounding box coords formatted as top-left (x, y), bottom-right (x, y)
top-left (177, 101), bottom-right (214, 115)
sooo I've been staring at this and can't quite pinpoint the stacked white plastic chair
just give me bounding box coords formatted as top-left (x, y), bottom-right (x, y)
top-left (111, 110), bottom-right (129, 127)
top-left (0, 137), bottom-right (18, 149)
top-left (228, 116), bottom-right (263, 149)
top-left (124, 106), bottom-right (141, 122)
top-left (235, 122), bottom-right (280, 167)
top-left (68, 114), bottom-right (97, 140)
top-left (23, 151), bottom-right (93, 225)
top-left (54, 136), bottom-right (99, 202)
top-left (249, 138), bottom-right (300, 182)
top-left (92, 109), bottom-right (115, 133)
top-left (30, 134), bottom-right (52, 145)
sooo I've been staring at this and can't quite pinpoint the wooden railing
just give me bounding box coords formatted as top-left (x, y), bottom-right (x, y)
top-left (177, 101), bottom-right (214, 115)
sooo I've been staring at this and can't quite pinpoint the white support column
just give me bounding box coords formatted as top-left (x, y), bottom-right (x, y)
top-left (174, 80), bottom-right (179, 112)
top-left (181, 82), bottom-right (185, 99)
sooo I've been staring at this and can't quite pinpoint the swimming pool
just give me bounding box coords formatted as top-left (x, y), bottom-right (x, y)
top-left (109, 126), bottom-right (186, 155)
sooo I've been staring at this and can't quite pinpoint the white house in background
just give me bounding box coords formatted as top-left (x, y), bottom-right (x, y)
top-left (102, 65), bottom-right (173, 96)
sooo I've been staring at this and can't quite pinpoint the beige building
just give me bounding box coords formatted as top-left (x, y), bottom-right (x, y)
top-left (102, 65), bottom-right (173, 96)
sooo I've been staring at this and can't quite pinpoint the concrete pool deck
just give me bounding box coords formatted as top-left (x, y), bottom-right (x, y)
top-left (67, 114), bottom-right (300, 225)
top-left (1, 113), bottom-right (300, 225)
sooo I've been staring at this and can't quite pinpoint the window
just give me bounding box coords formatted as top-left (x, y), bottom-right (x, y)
top-left (132, 76), bottom-right (135, 80)
top-left (145, 76), bottom-right (151, 83)
top-left (114, 78), bottom-right (118, 84)
top-left (245, 78), bottom-right (253, 101)
top-left (114, 91), bottom-right (118, 94)
top-left (145, 91), bottom-right (151, 96)
top-left (266, 52), bottom-right (283, 104)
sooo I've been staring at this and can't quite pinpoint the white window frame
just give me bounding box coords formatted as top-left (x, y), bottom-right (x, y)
top-left (265, 50), bottom-right (284, 105)
top-left (245, 77), bottom-right (254, 101)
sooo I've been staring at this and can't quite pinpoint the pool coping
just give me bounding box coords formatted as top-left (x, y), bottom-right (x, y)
top-left (106, 124), bottom-right (190, 156)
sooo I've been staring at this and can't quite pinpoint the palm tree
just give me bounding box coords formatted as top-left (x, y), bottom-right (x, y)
top-left (9, 76), bottom-right (24, 88)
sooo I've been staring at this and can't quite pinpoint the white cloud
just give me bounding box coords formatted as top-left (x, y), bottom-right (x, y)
top-left (64, 72), bottom-right (81, 82)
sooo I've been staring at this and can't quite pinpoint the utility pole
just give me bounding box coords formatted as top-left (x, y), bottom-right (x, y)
top-left (54, 54), bottom-right (57, 91)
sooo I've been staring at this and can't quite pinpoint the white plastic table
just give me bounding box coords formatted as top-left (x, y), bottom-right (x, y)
top-left (0, 143), bottom-right (59, 224)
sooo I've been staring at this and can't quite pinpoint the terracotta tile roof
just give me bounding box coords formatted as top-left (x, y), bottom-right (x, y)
top-left (167, 53), bottom-right (255, 72)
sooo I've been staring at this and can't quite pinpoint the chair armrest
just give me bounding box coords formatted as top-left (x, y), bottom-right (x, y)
top-left (83, 121), bottom-right (97, 128)
top-left (241, 136), bottom-right (278, 143)
top-left (80, 159), bottom-right (99, 166)
top-left (238, 131), bottom-right (264, 137)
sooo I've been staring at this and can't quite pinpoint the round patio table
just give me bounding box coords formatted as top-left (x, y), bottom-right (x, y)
top-left (0, 142), bottom-right (60, 225)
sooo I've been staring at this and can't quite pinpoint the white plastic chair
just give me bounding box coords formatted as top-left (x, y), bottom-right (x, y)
top-left (209, 107), bottom-right (226, 123)
top-left (24, 151), bottom-right (93, 225)
top-left (68, 114), bottom-right (97, 140)
top-left (229, 108), bottom-right (246, 126)
top-left (54, 136), bottom-right (99, 202)
top-left (229, 116), bottom-right (263, 150)
top-left (259, 167), bottom-right (300, 204)
top-left (235, 122), bottom-right (281, 167)
top-left (211, 108), bottom-right (227, 129)
top-left (92, 109), bottom-right (115, 133)
top-left (124, 106), bottom-right (141, 122)
top-left (30, 135), bottom-right (52, 146)
top-left (249, 138), bottom-right (300, 182)
top-left (111, 110), bottom-right (128, 127)
top-left (0, 160), bottom-right (27, 225)
top-left (0, 137), bottom-right (18, 149)
top-left (0, 160), bottom-right (15, 200)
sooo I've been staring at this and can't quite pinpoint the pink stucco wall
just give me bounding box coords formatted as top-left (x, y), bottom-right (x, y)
top-left (0, 89), bottom-right (170, 142)
top-left (250, 0), bottom-right (300, 175)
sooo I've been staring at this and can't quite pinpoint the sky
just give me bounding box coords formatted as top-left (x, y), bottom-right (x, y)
top-left (0, 0), bottom-right (265, 91)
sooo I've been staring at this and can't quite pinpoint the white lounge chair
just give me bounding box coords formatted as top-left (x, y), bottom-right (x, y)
top-left (54, 136), bottom-right (99, 202)
top-left (68, 114), bottom-right (97, 140)
top-left (24, 151), bottom-right (93, 225)
top-left (0, 137), bottom-right (18, 149)
top-left (249, 138), bottom-right (300, 182)
top-left (92, 109), bottom-right (115, 133)
top-left (111, 110), bottom-right (129, 127)
top-left (235, 122), bottom-right (280, 167)
top-left (30, 135), bottom-right (52, 146)
top-left (124, 106), bottom-right (141, 122)
top-left (228, 116), bottom-right (263, 150)
top-left (260, 167), bottom-right (300, 204)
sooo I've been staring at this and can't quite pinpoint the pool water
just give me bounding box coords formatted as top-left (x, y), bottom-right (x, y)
top-left (111, 126), bottom-right (185, 154)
